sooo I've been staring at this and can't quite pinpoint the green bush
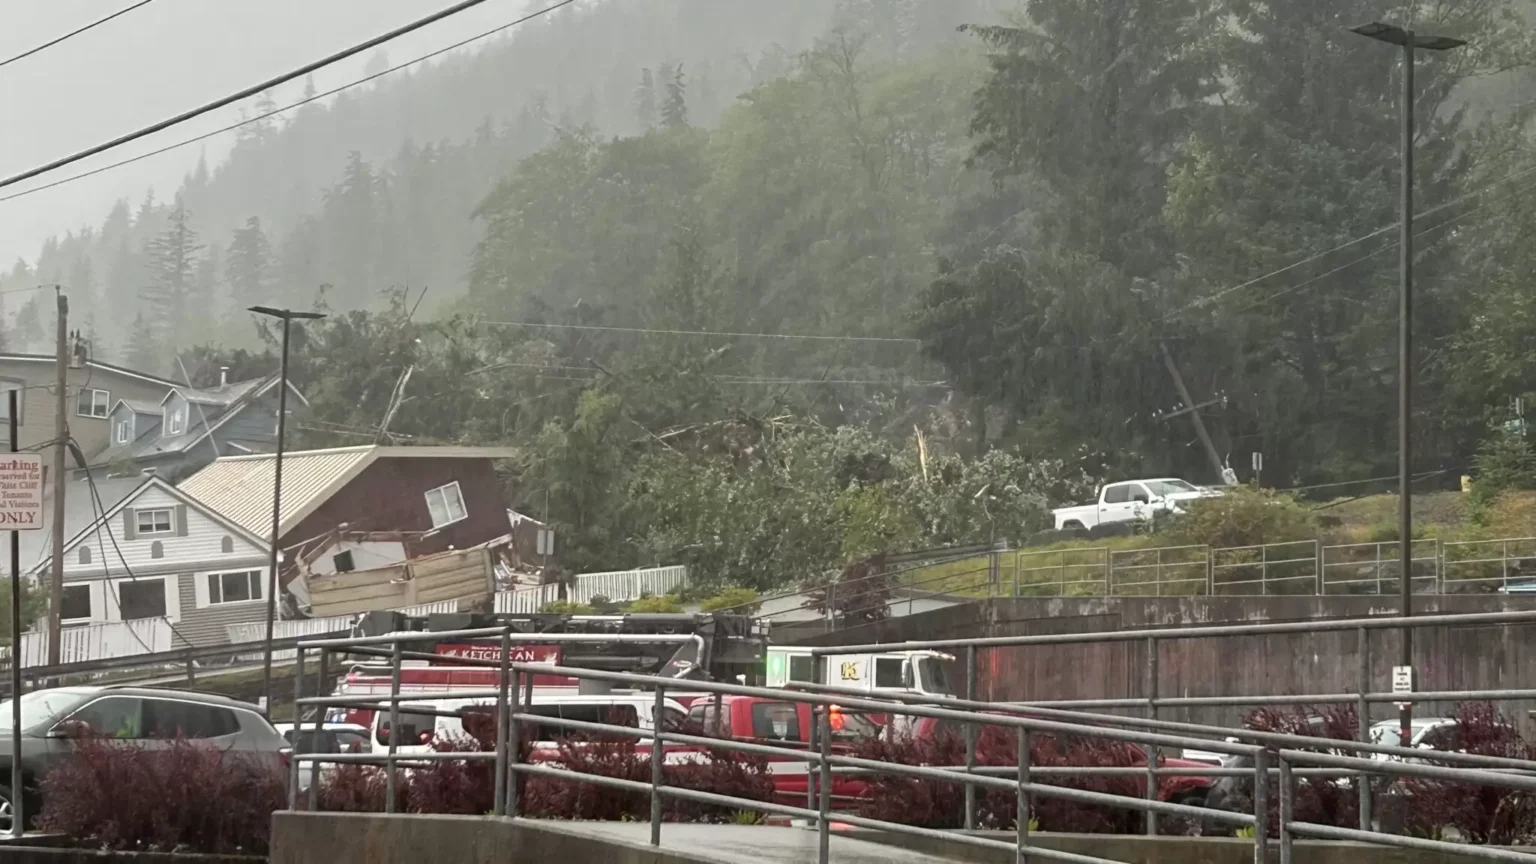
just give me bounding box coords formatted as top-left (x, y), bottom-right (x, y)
top-left (1469, 425), bottom-right (1536, 525)
top-left (1163, 486), bottom-right (1317, 549)
top-left (626, 593), bottom-right (684, 613)
top-left (699, 586), bottom-right (760, 613)
top-left (539, 600), bottom-right (596, 614)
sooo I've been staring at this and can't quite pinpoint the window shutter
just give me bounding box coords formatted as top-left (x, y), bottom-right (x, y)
top-left (123, 510), bottom-right (136, 541)
top-left (175, 505), bottom-right (189, 537)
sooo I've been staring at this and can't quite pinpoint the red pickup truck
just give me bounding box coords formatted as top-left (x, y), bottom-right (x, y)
top-left (682, 695), bottom-right (878, 806)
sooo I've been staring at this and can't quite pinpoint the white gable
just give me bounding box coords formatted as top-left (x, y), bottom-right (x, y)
top-left (54, 482), bottom-right (268, 581)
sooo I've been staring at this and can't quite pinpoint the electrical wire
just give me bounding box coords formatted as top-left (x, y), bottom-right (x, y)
top-left (0, 0), bottom-right (574, 193)
top-left (73, 438), bottom-right (198, 650)
top-left (0, 0), bottom-right (158, 70)
top-left (476, 319), bottom-right (921, 344)
top-left (0, 0), bottom-right (581, 206)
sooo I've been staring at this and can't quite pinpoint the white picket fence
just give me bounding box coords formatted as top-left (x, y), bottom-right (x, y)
top-left (496, 583), bottom-right (561, 613)
top-left (1, 618), bottom-right (174, 668)
top-left (226, 600), bottom-right (462, 661)
top-left (569, 565), bottom-right (688, 604)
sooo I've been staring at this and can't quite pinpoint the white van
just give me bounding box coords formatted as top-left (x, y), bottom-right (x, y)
top-left (372, 693), bottom-right (690, 757)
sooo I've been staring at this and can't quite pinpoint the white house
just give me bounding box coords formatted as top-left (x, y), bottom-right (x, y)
top-left (28, 475), bottom-right (274, 647)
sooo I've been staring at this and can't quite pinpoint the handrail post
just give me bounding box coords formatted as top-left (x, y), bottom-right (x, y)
top-left (1261, 543), bottom-right (1269, 595)
top-left (817, 704), bottom-right (832, 864)
top-left (1144, 636), bottom-right (1158, 835)
top-left (650, 685), bottom-right (665, 846)
top-left (1503, 539), bottom-right (1510, 592)
top-left (508, 666), bottom-right (522, 818)
top-left (1016, 727), bottom-right (1030, 864)
top-left (964, 645), bottom-right (977, 830)
top-left (1315, 540), bottom-right (1324, 595)
top-left (386, 640), bottom-right (401, 814)
top-left (1356, 626), bottom-right (1373, 830)
top-left (1278, 756), bottom-right (1294, 864)
top-left (806, 706), bottom-right (819, 813)
top-left (1252, 749), bottom-right (1269, 864)
top-left (493, 629), bottom-right (511, 817)
top-left (308, 647), bottom-right (327, 810)
top-left (288, 645), bottom-right (304, 810)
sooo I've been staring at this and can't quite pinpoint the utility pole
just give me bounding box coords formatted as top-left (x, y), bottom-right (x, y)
top-left (47, 291), bottom-right (67, 668)
top-left (1158, 341), bottom-right (1225, 483)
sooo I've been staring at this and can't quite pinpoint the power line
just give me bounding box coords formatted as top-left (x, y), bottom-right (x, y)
top-left (0, 0), bottom-right (580, 206)
top-left (477, 319), bottom-right (921, 344)
top-left (0, 0), bottom-right (572, 194)
top-left (1158, 159), bottom-right (1536, 322)
top-left (0, 0), bottom-right (158, 70)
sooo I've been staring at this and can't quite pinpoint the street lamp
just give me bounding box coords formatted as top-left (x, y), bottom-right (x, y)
top-left (1349, 19), bottom-right (1465, 754)
top-left (249, 305), bottom-right (326, 713)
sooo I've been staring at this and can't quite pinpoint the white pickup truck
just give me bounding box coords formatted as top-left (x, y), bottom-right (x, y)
top-left (1052, 478), bottom-right (1218, 530)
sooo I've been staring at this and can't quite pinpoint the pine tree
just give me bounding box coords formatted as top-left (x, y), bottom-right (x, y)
top-left (226, 216), bottom-right (274, 307)
top-left (124, 312), bottom-right (158, 374)
top-left (660, 63), bottom-right (688, 129)
top-left (634, 68), bottom-right (657, 130)
top-left (139, 200), bottom-right (202, 366)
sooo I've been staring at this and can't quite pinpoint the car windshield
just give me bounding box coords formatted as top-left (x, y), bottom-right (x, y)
top-left (917, 658), bottom-right (954, 696)
top-left (0, 690), bottom-right (95, 731)
top-left (1145, 480), bottom-right (1197, 495)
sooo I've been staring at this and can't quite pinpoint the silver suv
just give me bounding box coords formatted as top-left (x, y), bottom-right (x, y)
top-left (0, 686), bottom-right (289, 831)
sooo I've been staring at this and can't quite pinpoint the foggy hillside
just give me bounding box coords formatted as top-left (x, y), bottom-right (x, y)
top-left (0, 0), bottom-right (1003, 361)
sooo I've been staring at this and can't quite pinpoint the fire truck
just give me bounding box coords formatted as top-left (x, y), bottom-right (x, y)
top-left (324, 609), bottom-right (766, 727)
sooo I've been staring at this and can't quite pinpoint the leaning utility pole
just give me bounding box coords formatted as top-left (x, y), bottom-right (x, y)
top-left (1158, 341), bottom-right (1225, 483)
top-left (47, 291), bottom-right (67, 667)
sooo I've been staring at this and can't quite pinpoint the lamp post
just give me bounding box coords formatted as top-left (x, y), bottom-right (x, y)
top-left (249, 305), bottom-right (326, 713)
top-left (1349, 20), bottom-right (1465, 751)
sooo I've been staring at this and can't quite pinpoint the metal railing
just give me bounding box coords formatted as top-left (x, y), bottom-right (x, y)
top-left (1012, 546), bottom-right (1109, 597)
top-left (1320, 539), bottom-right (1440, 595)
top-left (1209, 540), bottom-right (1319, 596)
top-left (286, 623), bottom-right (1536, 863)
top-left (1109, 545), bottom-right (1209, 596)
top-left (569, 565), bottom-right (688, 605)
top-left (286, 628), bottom-right (1271, 864)
top-left (1442, 537), bottom-right (1536, 594)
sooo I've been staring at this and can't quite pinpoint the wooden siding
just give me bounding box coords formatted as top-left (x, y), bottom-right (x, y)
top-left (282, 457), bottom-right (509, 562)
top-left (0, 359), bottom-right (170, 455)
top-left (175, 567), bottom-right (274, 647)
top-left (307, 548), bottom-right (494, 617)
top-left (60, 485), bottom-right (267, 580)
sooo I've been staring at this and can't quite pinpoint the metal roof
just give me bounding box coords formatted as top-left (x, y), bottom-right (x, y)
top-left (176, 446), bottom-right (517, 539)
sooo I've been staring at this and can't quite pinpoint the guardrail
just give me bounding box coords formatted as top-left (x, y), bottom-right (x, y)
top-left (569, 566), bottom-right (688, 604)
top-left (1320, 539), bottom-right (1440, 595)
top-left (1443, 536), bottom-right (1536, 594)
top-left (0, 617), bottom-right (174, 667)
top-left (1209, 540), bottom-right (1319, 596)
top-left (286, 625), bottom-right (1536, 863)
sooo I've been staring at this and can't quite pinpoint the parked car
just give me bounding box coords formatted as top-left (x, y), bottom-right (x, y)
top-left (1052, 478), bottom-right (1218, 531)
top-left (0, 686), bottom-right (288, 830)
top-left (273, 721), bottom-right (370, 791)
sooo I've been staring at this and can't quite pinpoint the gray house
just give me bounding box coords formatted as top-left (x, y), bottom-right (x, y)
top-left (84, 372), bottom-right (308, 483)
top-left (27, 474), bottom-right (272, 648)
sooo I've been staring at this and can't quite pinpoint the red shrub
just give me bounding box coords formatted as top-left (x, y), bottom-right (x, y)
top-left (1397, 702), bottom-right (1536, 844)
top-left (1240, 705), bottom-right (1360, 832)
top-left (851, 723), bottom-right (1147, 834)
top-left (37, 734), bottom-right (285, 854)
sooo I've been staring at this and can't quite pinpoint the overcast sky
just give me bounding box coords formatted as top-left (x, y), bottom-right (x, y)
top-left (0, 0), bottom-right (535, 264)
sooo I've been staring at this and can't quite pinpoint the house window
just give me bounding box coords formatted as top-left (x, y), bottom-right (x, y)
top-left (164, 406), bottom-right (186, 436)
top-left (150, 541), bottom-right (163, 559)
top-left (0, 379), bottom-right (22, 423)
top-left (117, 578), bottom-right (166, 620)
top-left (61, 585), bottom-right (92, 622)
top-left (136, 508), bottom-right (174, 536)
top-left (77, 546), bottom-right (91, 565)
top-left (114, 417), bottom-right (133, 444)
top-left (424, 482), bottom-right (468, 529)
top-left (332, 550), bottom-right (355, 573)
top-left (220, 536), bottom-right (234, 554)
top-left (76, 388), bottom-right (110, 418)
top-left (207, 570), bottom-right (262, 606)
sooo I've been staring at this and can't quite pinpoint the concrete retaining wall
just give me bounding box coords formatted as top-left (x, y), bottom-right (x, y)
top-left (842, 827), bottom-right (1509, 864)
top-left (269, 812), bottom-right (720, 864)
top-left (794, 594), bottom-right (1536, 729)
